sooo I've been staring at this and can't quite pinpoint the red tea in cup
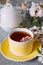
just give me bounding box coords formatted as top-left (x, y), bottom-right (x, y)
top-left (10, 31), bottom-right (32, 42)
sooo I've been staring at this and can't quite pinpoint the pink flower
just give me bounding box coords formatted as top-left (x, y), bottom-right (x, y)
top-left (29, 2), bottom-right (42, 17)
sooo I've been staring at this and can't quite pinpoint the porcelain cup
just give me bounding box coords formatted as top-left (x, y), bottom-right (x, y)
top-left (8, 28), bottom-right (38, 56)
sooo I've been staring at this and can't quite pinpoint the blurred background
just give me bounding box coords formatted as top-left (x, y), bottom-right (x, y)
top-left (0, 0), bottom-right (43, 5)
top-left (0, 0), bottom-right (43, 27)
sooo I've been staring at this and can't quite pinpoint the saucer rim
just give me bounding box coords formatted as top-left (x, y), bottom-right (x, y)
top-left (0, 37), bottom-right (41, 62)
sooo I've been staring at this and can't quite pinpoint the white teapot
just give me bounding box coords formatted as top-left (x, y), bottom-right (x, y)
top-left (0, 3), bottom-right (22, 32)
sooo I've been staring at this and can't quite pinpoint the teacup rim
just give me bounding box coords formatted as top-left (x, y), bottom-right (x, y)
top-left (8, 28), bottom-right (34, 43)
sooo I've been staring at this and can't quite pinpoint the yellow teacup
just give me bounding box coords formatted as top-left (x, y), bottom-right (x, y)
top-left (8, 28), bottom-right (37, 56)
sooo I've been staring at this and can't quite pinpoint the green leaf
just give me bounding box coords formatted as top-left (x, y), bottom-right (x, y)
top-left (18, 22), bottom-right (23, 27)
top-left (37, 48), bottom-right (41, 54)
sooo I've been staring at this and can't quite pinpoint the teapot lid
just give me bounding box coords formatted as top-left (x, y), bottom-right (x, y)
top-left (1, 3), bottom-right (18, 15)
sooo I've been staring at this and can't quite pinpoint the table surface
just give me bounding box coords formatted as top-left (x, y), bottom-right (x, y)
top-left (0, 27), bottom-right (43, 65)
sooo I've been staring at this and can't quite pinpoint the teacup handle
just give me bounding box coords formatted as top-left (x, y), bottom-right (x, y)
top-left (33, 34), bottom-right (39, 43)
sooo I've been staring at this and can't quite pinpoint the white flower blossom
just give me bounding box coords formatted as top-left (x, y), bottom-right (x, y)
top-left (29, 2), bottom-right (42, 17)
top-left (38, 54), bottom-right (43, 63)
top-left (38, 48), bottom-right (43, 63)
